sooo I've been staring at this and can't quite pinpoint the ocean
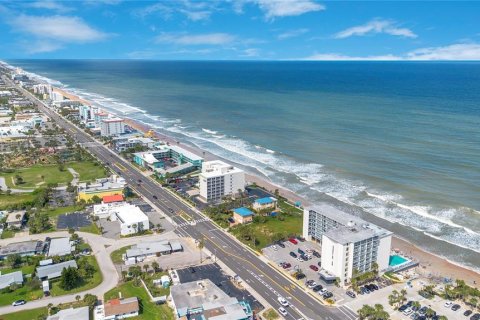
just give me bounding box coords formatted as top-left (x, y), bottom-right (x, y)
top-left (7, 60), bottom-right (480, 271)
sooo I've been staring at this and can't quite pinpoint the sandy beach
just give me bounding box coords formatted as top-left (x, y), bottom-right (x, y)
top-left (65, 89), bottom-right (480, 288)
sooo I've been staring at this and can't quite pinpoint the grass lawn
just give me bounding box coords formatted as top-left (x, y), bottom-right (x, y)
top-left (2, 165), bottom-right (73, 189)
top-left (0, 307), bottom-right (48, 320)
top-left (42, 205), bottom-right (85, 218)
top-left (50, 256), bottom-right (103, 296)
top-left (0, 285), bottom-right (44, 306)
top-left (144, 273), bottom-right (171, 297)
top-left (79, 222), bottom-right (100, 235)
top-left (262, 308), bottom-right (279, 320)
top-left (104, 281), bottom-right (174, 320)
top-left (110, 246), bottom-right (131, 264)
top-left (68, 161), bottom-right (107, 182)
top-left (278, 200), bottom-right (303, 215)
top-left (0, 264), bottom-right (36, 277)
top-left (231, 213), bottom-right (303, 250)
top-left (0, 193), bottom-right (37, 210)
top-left (0, 229), bottom-right (15, 239)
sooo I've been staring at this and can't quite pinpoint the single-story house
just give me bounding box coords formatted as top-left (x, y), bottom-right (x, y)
top-left (0, 240), bottom-right (42, 259)
top-left (46, 306), bottom-right (89, 320)
top-left (125, 240), bottom-right (183, 263)
top-left (36, 260), bottom-right (78, 280)
top-left (5, 210), bottom-right (26, 229)
top-left (104, 297), bottom-right (139, 320)
top-left (233, 207), bottom-right (254, 224)
top-left (0, 271), bottom-right (23, 289)
top-left (48, 237), bottom-right (73, 257)
top-left (102, 194), bottom-right (124, 204)
top-left (252, 197), bottom-right (277, 212)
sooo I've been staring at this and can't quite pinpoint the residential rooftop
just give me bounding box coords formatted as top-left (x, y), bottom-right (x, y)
top-left (104, 297), bottom-right (139, 317)
top-left (46, 306), bottom-right (89, 320)
top-left (233, 207), bottom-right (254, 217)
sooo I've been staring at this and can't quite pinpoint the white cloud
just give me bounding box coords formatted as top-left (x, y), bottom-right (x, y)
top-left (255, 0), bottom-right (325, 19)
top-left (334, 19), bottom-right (417, 39)
top-left (278, 28), bottom-right (309, 40)
top-left (241, 48), bottom-right (260, 57)
top-left (155, 33), bottom-right (235, 46)
top-left (27, 40), bottom-right (63, 54)
top-left (135, 0), bottom-right (218, 21)
top-left (303, 53), bottom-right (401, 61)
top-left (28, 1), bottom-right (73, 13)
top-left (11, 15), bottom-right (109, 43)
top-left (406, 43), bottom-right (480, 60)
top-left (303, 43), bottom-right (480, 61)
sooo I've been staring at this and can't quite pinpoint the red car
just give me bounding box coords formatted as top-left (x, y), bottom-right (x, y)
top-left (288, 238), bottom-right (298, 245)
top-left (309, 265), bottom-right (319, 271)
top-left (282, 263), bottom-right (292, 269)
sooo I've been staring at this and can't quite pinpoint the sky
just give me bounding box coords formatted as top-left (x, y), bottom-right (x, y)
top-left (1, 0), bottom-right (480, 60)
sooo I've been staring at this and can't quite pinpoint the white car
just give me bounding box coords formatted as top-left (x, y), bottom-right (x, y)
top-left (319, 288), bottom-right (328, 295)
top-left (444, 301), bottom-right (453, 308)
top-left (278, 307), bottom-right (288, 316)
top-left (403, 308), bottom-right (413, 316)
top-left (307, 281), bottom-right (317, 288)
top-left (272, 245), bottom-right (278, 251)
top-left (278, 296), bottom-right (289, 307)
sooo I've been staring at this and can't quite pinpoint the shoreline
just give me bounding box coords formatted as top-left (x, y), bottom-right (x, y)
top-left (27, 74), bottom-right (480, 287)
top-left (124, 113), bottom-right (480, 288)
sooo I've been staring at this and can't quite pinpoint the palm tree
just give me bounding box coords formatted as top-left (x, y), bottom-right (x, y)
top-left (143, 264), bottom-right (150, 273)
top-left (75, 295), bottom-right (81, 302)
top-left (151, 261), bottom-right (159, 273)
top-left (132, 223), bottom-right (138, 234)
top-left (198, 238), bottom-right (205, 263)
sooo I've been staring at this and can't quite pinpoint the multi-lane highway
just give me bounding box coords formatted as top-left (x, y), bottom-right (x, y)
top-left (7, 75), bottom-right (357, 320)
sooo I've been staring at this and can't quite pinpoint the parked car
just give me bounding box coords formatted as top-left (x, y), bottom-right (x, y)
top-left (277, 241), bottom-right (286, 248)
top-left (399, 305), bottom-right (408, 312)
top-left (289, 251), bottom-right (297, 258)
top-left (278, 307), bottom-right (288, 316)
top-left (288, 238), bottom-right (298, 245)
top-left (278, 296), bottom-right (289, 307)
top-left (469, 313), bottom-right (480, 320)
top-left (12, 300), bottom-right (26, 307)
top-left (295, 273), bottom-right (306, 280)
top-left (463, 310), bottom-right (472, 316)
top-left (312, 250), bottom-right (321, 258)
top-left (323, 292), bottom-right (333, 299)
top-left (452, 304), bottom-right (461, 311)
top-left (346, 291), bottom-right (356, 298)
top-left (305, 280), bottom-right (315, 287)
top-left (312, 285), bottom-right (323, 292)
top-left (272, 245), bottom-right (278, 251)
top-left (444, 301), bottom-right (453, 308)
top-left (297, 237), bottom-right (306, 242)
top-left (309, 265), bottom-right (319, 271)
top-left (298, 248), bottom-right (305, 255)
top-left (282, 263), bottom-right (291, 269)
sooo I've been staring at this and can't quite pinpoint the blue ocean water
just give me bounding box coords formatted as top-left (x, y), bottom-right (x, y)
top-left (8, 60), bottom-right (480, 270)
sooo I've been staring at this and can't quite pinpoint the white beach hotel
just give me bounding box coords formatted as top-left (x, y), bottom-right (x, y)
top-left (303, 204), bottom-right (392, 285)
top-left (199, 160), bottom-right (245, 203)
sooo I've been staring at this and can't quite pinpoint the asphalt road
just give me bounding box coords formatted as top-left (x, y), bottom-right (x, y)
top-left (6, 75), bottom-right (358, 320)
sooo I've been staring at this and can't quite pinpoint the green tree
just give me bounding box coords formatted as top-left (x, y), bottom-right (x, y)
top-left (59, 267), bottom-right (81, 290)
top-left (83, 293), bottom-right (97, 309)
top-left (6, 254), bottom-right (22, 268)
top-left (151, 261), bottom-right (159, 273)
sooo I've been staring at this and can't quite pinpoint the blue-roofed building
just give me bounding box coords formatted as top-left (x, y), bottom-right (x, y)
top-left (233, 207), bottom-right (254, 224)
top-left (252, 197), bottom-right (277, 212)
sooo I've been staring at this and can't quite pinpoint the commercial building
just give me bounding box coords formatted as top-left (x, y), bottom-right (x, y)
top-left (100, 117), bottom-right (125, 137)
top-left (5, 210), bottom-right (26, 229)
top-left (199, 160), bottom-right (245, 203)
top-left (125, 240), bottom-right (183, 263)
top-left (102, 297), bottom-right (139, 320)
top-left (47, 237), bottom-right (73, 257)
top-left (303, 204), bottom-right (392, 285)
top-left (36, 260), bottom-right (78, 280)
top-left (0, 271), bottom-right (23, 289)
top-left (0, 240), bottom-right (42, 259)
top-left (102, 194), bottom-right (124, 204)
top-left (252, 197), bottom-right (277, 212)
top-left (93, 203), bottom-right (149, 236)
top-left (112, 135), bottom-right (156, 152)
top-left (47, 306), bottom-right (89, 320)
top-left (78, 105), bottom-right (99, 127)
top-left (232, 207), bottom-right (254, 224)
top-left (170, 279), bottom-right (252, 320)
top-left (77, 176), bottom-right (126, 202)
top-left (133, 144), bottom-right (203, 176)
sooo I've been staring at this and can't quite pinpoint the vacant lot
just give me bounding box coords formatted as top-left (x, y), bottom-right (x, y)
top-left (0, 193), bottom-right (37, 210)
top-left (0, 307), bottom-right (48, 320)
top-left (3, 164), bottom-right (73, 189)
top-left (68, 161), bottom-right (107, 182)
top-left (104, 280), bottom-right (174, 320)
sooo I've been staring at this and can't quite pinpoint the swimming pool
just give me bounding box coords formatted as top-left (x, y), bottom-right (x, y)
top-left (389, 255), bottom-right (408, 266)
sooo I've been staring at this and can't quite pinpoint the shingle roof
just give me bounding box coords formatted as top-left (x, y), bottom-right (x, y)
top-left (36, 260), bottom-right (77, 279)
top-left (102, 194), bottom-right (124, 203)
top-left (104, 297), bottom-right (139, 317)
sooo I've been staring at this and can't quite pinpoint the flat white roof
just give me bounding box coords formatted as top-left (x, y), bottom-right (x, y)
top-left (114, 204), bottom-right (149, 225)
top-left (201, 160), bottom-right (244, 178)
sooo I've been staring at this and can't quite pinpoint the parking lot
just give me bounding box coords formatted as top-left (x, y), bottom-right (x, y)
top-left (57, 212), bottom-right (92, 230)
top-left (262, 238), bottom-right (354, 304)
top-left (176, 263), bottom-right (264, 313)
top-left (345, 278), bottom-right (472, 320)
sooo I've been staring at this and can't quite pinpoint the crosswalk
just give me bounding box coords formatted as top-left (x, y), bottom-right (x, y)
top-left (176, 217), bottom-right (210, 228)
top-left (337, 305), bottom-right (358, 320)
